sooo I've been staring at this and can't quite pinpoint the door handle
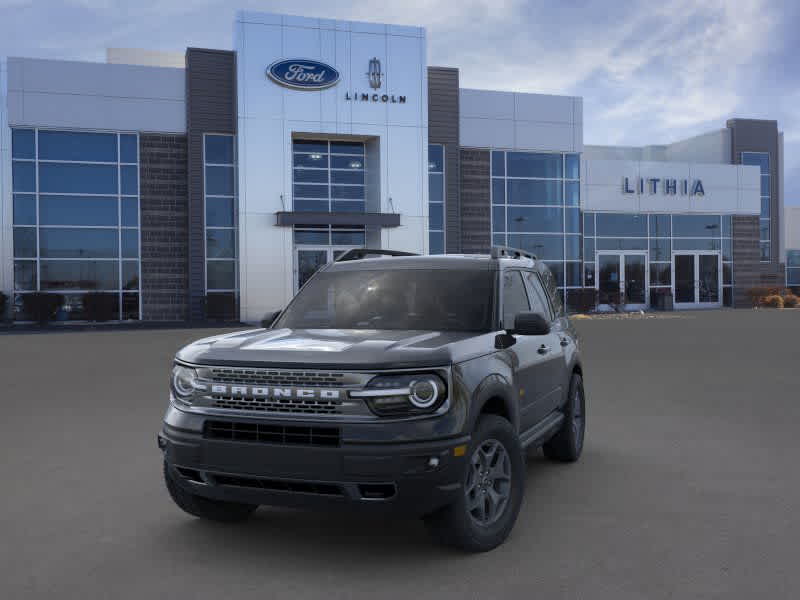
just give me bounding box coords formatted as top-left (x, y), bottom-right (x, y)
top-left (537, 344), bottom-right (550, 355)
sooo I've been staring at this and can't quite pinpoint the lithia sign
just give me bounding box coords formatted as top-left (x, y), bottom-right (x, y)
top-left (623, 177), bottom-right (705, 196)
top-left (267, 57), bottom-right (406, 103)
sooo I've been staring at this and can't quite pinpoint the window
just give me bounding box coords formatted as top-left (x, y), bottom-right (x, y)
top-left (492, 150), bottom-right (581, 306)
top-left (292, 140), bottom-right (365, 213)
top-left (787, 250), bottom-right (800, 287)
top-left (11, 128), bottom-right (140, 320)
top-left (428, 144), bottom-right (445, 254)
top-left (742, 152), bottom-right (770, 261)
top-left (523, 271), bottom-right (553, 321)
top-left (502, 271), bottom-right (530, 329)
top-left (204, 134), bottom-right (237, 296)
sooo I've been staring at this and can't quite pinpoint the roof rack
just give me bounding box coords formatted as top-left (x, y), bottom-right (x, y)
top-left (335, 248), bottom-right (419, 262)
top-left (490, 245), bottom-right (537, 261)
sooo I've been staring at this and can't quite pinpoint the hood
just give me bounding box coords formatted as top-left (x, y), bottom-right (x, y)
top-left (175, 328), bottom-right (490, 370)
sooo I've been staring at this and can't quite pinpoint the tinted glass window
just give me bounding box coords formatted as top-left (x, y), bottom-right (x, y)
top-left (492, 179), bottom-right (505, 205)
top-left (649, 214), bottom-right (671, 237)
top-left (206, 166), bottom-right (235, 195)
top-left (294, 153), bottom-right (329, 168)
top-left (596, 213), bottom-right (647, 237)
top-left (205, 135), bottom-right (234, 164)
top-left (565, 208), bottom-right (580, 233)
top-left (506, 234), bottom-right (564, 261)
top-left (491, 151), bottom-right (505, 176)
top-left (207, 260), bottom-right (236, 290)
top-left (673, 214), bottom-right (721, 237)
top-left (121, 198), bottom-right (139, 227)
top-left (583, 213), bottom-right (595, 236)
top-left (12, 161), bottom-right (36, 192)
top-left (507, 180), bottom-right (562, 205)
top-left (13, 228), bottom-right (36, 258)
top-left (540, 265), bottom-right (564, 315)
top-left (40, 195), bottom-right (118, 226)
top-left (277, 269), bottom-right (495, 332)
top-left (331, 170), bottom-right (364, 185)
top-left (429, 202), bottom-right (444, 230)
top-left (523, 271), bottom-right (552, 320)
top-left (121, 165), bottom-right (138, 195)
top-left (502, 271), bottom-right (530, 329)
top-left (12, 129), bottom-right (35, 159)
top-left (332, 185), bottom-right (364, 200)
top-left (121, 229), bottom-right (139, 258)
top-left (649, 238), bottom-right (671, 261)
top-left (39, 228), bottom-right (118, 258)
top-left (673, 238), bottom-right (721, 251)
top-left (330, 141), bottom-right (364, 155)
top-left (293, 140), bottom-right (328, 154)
top-left (206, 229), bottom-right (236, 258)
top-left (507, 153), bottom-right (562, 178)
top-left (429, 232), bottom-right (444, 255)
top-left (721, 215), bottom-right (732, 237)
top-left (428, 145), bottom-right (444, 172)
top-left (507, 207), bottom-right (563, 233)
top-left (565, 154), bottom-right (580, 179)
top-left (120, 134), bottom-right (138, 163)
top-left (14, 261), bottom-right (37, 291)
top-left (38, 131), bottom-right (117, 162)
top-left (40, 260), bottom-right (119, 290)
top-left (428, 173), bottom-right (444, 203)
top-left (294, 229), bottom-right (329, 245)
top-left (13, 194), bottom-right (36, 225)
top-left (565, 181), bottom-right (579, 206)
top-left (122, 261), bottom-right (139, 290)
top-left (331, 155), bottom-right (363, 169)
top-left (565, 235), bottom-right (580, 260)
top-left (39, 163), bottom-right (118, 194)
top-left (331, 230), bottom-right (366, 245)
top-left (596, 238), bottom-right (647, 251)
top-left (206, 197), bottom-right (235, 227)
top-left (332, 201), bottom-right (365, 213)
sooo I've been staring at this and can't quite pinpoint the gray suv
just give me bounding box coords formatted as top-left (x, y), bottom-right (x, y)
top-left (159, 247), bottom-right (586, 552)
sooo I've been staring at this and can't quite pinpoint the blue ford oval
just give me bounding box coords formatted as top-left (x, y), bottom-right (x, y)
top-left (267, 59), bottom-right (340, 90)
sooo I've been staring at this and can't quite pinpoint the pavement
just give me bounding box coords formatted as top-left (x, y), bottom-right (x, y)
top-left (1, 309), bottom-right (799, 599)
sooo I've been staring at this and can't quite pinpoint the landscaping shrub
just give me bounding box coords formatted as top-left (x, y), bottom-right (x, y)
top-left (782, 294), bottom-right (799, 308)
top-left (21, 293), bottom-right (65, 324)
top-left (83, 292), bottom-right (118, 322)
top-left (762, 295), bottom-right (784, 309)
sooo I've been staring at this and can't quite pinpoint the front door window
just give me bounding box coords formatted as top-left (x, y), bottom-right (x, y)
top-left (297, 249), bottom-right (328, 290)
top-left (673, 252), bottom-right (721, 307)
top-left (596, 253), bottom-right (648, 309)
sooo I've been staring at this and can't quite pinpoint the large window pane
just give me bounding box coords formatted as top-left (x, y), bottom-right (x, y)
top-left (206, 229), bottom-right (236, 258)
top-left (507, 206), bottom-right (563, 233)
top-left (121, 229), bottom-right (139, 258)
top-left (649, 238), bottom-right (671, 261)
top-left (331, 155), bottom-right (362, 169)
top-left (121, 198), bottom-right (139, 227)
top-left (565, 181), bottom-right (579, 206)
top-left (294, 153), bottom-right (329, 168)
top-left (492, 179), bottom-right (505, 205)
top-left (293, 168), bottom-right (328, 183)
top-left (205, 166), bottom-right (235, 195)
top-left (565, 262), bottom-right (581, 287)
top-left (40, 261), bottom-right (119, 290)
top-left (673, 238), bottom-right (721, 251)
top-left (40, 195), bottom-right (118, 226)
top-left (760, 242), bottom-right (770, 261)
top-left (596, 213), bottom-right (647, 237)
top-left (331, 230), bottom-right (366, 245)
top-left (491, 151), bottom-right (505, 177)
top-left (566, 235), bottom-right (581, 260)
top-left (507, 234), bottom-right (564, 260)
top-left (583, 238), bottom-right (594, 262)
top-left (760, 175), bottom-right (770, 196)
top-left (121, 165), bottom-right (138, 195)
top-left (12, 129), bottom-right (35, 159)
top-left (294, 229), bottom-right (329, 245)
top-left (649, 214), bottom-right (671, 237)
top-left (428, 144), bottom-right (444, 172)
top-left (14, 261), bottom-right (37, 291)
top-left (787, 251), bottom-right (800, 268)
top-left (565, 208), bottom-right (580, 233)
top-left (650, 264), bottom-right (671, 286)
top-left (331, 200), bottom-right (365, 213)
top-left (295, 200), bottom-right (328, 212)
top-left (330, 141), bottom-right (364, 155)
top-left (429, 232), bottom-right (444, 255)
top-left (205, 135), bottom-right (235, 164)
top-left (206, 197), bottom-right (234, 227)
top-left (38, 131), bottom-right (117, 162)
top-left (596, 238), bottom-right (647, 251)
top-left (12, 161), bottom-right (36, 192)
top-left (207, 260), bottom-right (236, 290)
top-left (565, 154), bottom-right (580, 180)
top-left (293, 140), bottom-right (328, 154)
top-left (40, 228), bottom-right (118, 258)
top-left (13, 228), bottom-right (37, 258)
top-left (429, 202), bottom-right (444, 231)
top-left (507, 152), bottom-right (562, 178)
top-left (428, 173), bottom-right (444, 203)
top-left (13, 194), bottom-right (36, 225)
top-left (331, 185), bottom-right (364, 200)
top-left (39, 163), bottom-right (118, 194)
top-left (120, 134), bottom-right (138, 163)
top-left (673, 214), bottom-right (721, 237)
top-left (761, 197), bottom-right (770, 218)
top-left (294, 184), bottom-right (329, 199)
top-left (759, 219), bottom-right (770, 241)
top-left (583, 213), bottom-right (595, 237)
top-left (507, 180), bottom-right (562, 205)
top-left (331, 170), bottom-right (364, 185)
top-left (122, 261), bottom-right (139, 290)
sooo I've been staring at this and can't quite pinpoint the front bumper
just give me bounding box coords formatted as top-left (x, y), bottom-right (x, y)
top-left (160, 410), bottom-right (470, 517)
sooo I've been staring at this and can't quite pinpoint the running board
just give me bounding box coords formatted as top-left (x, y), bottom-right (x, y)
top-left (519, 412), bottom-right (565, 449)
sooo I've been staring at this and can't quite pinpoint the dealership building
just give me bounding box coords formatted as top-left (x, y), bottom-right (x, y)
top-left (0, 11), bottom-right (794, 323)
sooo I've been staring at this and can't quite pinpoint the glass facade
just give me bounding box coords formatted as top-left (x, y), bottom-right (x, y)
top-left (428, 144), bottom-right (445, 254)
top-left (787, 250), bottom-right (800, 287)
top-left (491, 150), bottom-right (581, 303)
top-left (292, 140), bottom-right (365, 213)
top-left (742, 152), bottom-right (770, 261)
top-left (204, 134), bottom-right (238, 305)
top-left (11, 128), bottom-right (141, 320)
top-left (583, 212), bottom-right (734, 306)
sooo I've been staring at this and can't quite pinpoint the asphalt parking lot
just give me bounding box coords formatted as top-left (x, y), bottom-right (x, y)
top-left (2, 309), bottom-right (799, 599)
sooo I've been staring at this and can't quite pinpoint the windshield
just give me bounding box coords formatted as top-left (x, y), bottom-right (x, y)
top-left (275, 268), bottom-right (495, 332)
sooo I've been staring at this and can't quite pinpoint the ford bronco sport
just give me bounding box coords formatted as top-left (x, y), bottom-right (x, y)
top-left (159, 247), bottom-right (586, 552)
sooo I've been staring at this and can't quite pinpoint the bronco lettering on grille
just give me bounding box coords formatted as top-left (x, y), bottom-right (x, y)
top-left (210, 384), bottom-right (341, 400)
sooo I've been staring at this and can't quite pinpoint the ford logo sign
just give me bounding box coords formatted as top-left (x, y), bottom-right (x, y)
top-left (267, 59), bottom-right (340, 90)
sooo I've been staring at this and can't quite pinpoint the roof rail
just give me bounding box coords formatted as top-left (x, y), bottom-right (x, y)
top-left (335, 248), bottom-right (419, 262)
top-left (490, 245), bottom-right (537, 261)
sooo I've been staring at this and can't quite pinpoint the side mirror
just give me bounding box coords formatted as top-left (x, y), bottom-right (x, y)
top-left (260, 310), bottom-right (281, 328)
top-left (510, 312), bottom-right (550, 336)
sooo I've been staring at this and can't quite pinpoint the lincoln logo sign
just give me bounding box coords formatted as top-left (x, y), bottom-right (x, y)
top-left (266, 59), bottom-right (340, 90)
top-left (623, 177), bottom-right (705, 196)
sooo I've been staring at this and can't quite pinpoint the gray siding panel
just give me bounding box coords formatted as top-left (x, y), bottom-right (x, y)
top-left (186, 48), bottom-right (237, 321)
top-left (427, 67), bottom-right (461, 253)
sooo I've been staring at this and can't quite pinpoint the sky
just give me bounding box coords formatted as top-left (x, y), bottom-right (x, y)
top-left (1, 0), bottom-right (798, 204)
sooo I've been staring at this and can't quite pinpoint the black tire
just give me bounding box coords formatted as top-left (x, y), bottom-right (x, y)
top-left (423, 415), bottom-right (524, 552)
top-left (163, 462), bottom-right (257, 522)
top-left (543, 373), bottom-right (585, 462)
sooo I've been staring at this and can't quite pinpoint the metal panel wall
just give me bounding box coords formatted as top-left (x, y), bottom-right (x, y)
top-left (186, 48), bottom-right (237, 321)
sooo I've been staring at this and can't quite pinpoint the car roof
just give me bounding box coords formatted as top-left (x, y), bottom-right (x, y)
top-left (326, 253), bottom-right (537, 271)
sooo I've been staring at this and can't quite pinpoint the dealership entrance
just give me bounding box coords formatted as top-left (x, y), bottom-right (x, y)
top-left (596, 252), bottom-right (648, 311)
top-left (672, 251), bottom-right (722, 309)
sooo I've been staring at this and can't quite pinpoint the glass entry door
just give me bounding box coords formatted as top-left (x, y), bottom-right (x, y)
top-left (596, 252), bottom-right (648, 310)
top-left (672, 252), bottom-right (721, 309)
top-left (294, 247), bottom-right (359, 292)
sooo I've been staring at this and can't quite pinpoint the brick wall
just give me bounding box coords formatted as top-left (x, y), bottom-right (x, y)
top-left (732, 215), bottom-right (760, 307)
top-left (460, 149), bottom-right (491, 253)
top-left (139, 134), bottom-right (189, 321)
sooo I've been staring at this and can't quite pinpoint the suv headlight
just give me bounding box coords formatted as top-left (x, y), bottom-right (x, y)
top-left (351, 373), bottom-right (447, 416)
top-left (171, 364), bottom-right (199, 404)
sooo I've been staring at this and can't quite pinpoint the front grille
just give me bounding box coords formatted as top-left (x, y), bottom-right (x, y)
top-left (208, 367), bottom-right (347, 387)
top-left (212, 474), bottom-right (344, 497)
top-left (211, 395), bottom-right (343, 415)
top-left (204, 420), bottom-right (341, 447)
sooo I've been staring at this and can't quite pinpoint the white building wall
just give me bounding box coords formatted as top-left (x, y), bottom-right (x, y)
top-left (459, 89), bottom-right (582, 152)
top-left (1, 59), bottom-right (11, 299)
top-left (7, 57), bottom-right (185, 132)
top-left (582, 158), bottom-right (761, 215)
top-left (106, 48), bottom-right (186, 69)
top-left (585, 129), bottom-right (731, 165)
top-left (235, 11), bottom-right (429, 323)
top-left (785, 206), bottom-right (800, 250)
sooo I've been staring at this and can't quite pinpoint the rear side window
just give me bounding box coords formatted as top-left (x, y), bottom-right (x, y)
top-left (523, 271), bottom-right (553, 321)
top-left (539, 266), bottom-right (564, 317)
top-left (502, 271), bottom-right (530, 329)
